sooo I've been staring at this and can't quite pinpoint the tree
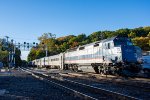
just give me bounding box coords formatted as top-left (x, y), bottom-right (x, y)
top-left (116, 28), bottom-right (130, 36)
top-left (36, 49), bottom-right (45, 59)
top-left (88, 31), bottom-right (102, 42)
top-left (147, 32), bottom-right (150, 38)
top-left (28, 48), bottom-right (37, 61)
top-left (128, 32), bottom-right (136, 38)
top-left (14, 48), bottom-right (22, 67)
top-left (77, 34), bottom-right (87, 42)
top-left (38, 33), bottom-right (56, 41)
top-left (0, 51), bottom-right (8, 62)
top-left (132, 37), bottom-right (150, 51)
top-left (60, 42), bottom-right (69, 52)
top-left (147, 32), bottom-right (150, 46)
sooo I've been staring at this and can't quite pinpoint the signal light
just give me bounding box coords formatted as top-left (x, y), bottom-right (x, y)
top-left (36, 43), bottom-right (38, 46)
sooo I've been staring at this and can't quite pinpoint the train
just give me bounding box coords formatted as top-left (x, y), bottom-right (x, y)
top-left (29, 35), bottom-right (143, 76)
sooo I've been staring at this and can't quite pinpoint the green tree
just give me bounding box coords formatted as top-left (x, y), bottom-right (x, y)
top-left (14, 48), bottom-right (22, 67)
top-left (115, 28), bottom-right (130, 36)
top-left (147, 32), bottom-right (150, 38)
top-left (128, 32), bottom-right (136, 38)
top-left (132, 37), bottom-right (150, 51)
top-left (28, 48), bottom-right (37, 61)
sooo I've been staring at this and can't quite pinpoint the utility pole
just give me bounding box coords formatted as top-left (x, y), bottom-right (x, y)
top-left (5, 36), bottom-right (10, 69)
top-left (42, 42), bottom-right (48, 57)
top-left (45, 45), bottom-right (48, 57)
top-left (5, 36), bottom-right (9, 43)
top-left (13, 41), bottom-right (16, 66)
top-left (11, 39), bottom-right (14, 67)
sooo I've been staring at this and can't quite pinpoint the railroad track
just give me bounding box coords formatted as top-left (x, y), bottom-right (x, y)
top-left (20, 67), bottom-right (139, 100)
top-left (27, 68), bottom-right (150, 91)
top-left (54, 73), bottom-right (150, 99)
top-left (62, 72), bottom-right (150, 91)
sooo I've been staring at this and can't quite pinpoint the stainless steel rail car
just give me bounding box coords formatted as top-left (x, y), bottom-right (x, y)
top-left (34, 53), bottom-right (64, 69)
top-left (47, 53), bottom-right (64, 69)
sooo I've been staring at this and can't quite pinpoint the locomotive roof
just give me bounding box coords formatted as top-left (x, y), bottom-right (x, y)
top-left (79, 36), bottom-right (117, 47)
top-left (66, 35), bottom-right (128, 52)
top-left (101, 35), bottom-right (128, 42)
top-left (101, 36), bottom-right (117, 42)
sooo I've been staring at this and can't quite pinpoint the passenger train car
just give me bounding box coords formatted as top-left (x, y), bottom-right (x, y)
top-left (30, 35), bottom-right (143, 76)
top-left (47, 53), bottom-right (64, 69)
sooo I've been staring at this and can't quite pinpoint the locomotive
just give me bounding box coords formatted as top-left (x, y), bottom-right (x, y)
top-left (30, 35), bottom-right (143, 76)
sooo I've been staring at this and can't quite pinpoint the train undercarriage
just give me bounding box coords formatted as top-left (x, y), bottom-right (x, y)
top-left (64, 62), bottom-right (142, 77)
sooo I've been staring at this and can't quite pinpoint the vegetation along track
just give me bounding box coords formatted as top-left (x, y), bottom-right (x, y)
top-left (20, 67), bottom-right (140, 100)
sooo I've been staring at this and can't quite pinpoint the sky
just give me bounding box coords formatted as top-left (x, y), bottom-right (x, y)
top-left (0, 0), bottom-right (150, 60)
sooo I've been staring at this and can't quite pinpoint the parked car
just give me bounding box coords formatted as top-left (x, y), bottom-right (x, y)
top-left (142, 56), bottom-right (150, 73)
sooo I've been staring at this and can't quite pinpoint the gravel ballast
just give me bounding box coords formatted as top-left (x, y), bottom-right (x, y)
top-left (0, 69), bottom-right (80, 100)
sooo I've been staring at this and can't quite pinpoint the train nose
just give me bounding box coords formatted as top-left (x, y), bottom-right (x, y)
top-left (122, 46), bottom-right (137, 63)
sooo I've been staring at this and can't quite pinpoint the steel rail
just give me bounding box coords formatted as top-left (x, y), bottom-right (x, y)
top-left (66, 72), bottom-right (150, 91)
top-left (20, 67), bottom-right (97, 100)
top-left (21, 67), bottom-right (140, 100)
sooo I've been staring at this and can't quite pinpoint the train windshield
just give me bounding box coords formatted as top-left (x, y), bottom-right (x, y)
top-left (114, 38), bottom-right (133, 46)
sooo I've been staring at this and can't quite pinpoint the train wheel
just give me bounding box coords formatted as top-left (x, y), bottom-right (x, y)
top-left (74, 65), bottom-right (78, 72)
top-left (114, 68), bottom-right (119, 76)
top-left (93, 66), bottom-right (99, 74)
top-left (103, 69), bottom-right (107, 75)
top-left (102, 64), bottom-right (107, 75)
top-left (109, 67), bottom-right (117, 75)
top-left (91, 64), bottom-right (99, 74)
top-left (69, 65), bottom-right (74, 71)
top-left (99, 66), bottom-right (104, 74)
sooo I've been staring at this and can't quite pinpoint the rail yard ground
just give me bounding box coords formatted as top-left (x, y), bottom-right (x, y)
top-left (0, 68), bottom-right (150, 100)
top-left (0, 69), bottom-right (81, 100)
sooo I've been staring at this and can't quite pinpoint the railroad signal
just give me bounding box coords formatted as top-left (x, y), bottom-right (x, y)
top-left (1, 35), bottom-right (39, 68)
top-left (36, 43), bottom-right (38, 46)
top-left (18, 43), bottom-right (20, 48)
top-left (11, 39), bottom-right (14, 43)
top-left (27, 43), bottom-right (29, 49)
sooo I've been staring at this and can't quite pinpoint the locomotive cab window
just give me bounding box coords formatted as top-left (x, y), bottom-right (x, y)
top-left (127, 39), bottom-right (133, 45)
top-left (114, 38), bottom-right (133, 46)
